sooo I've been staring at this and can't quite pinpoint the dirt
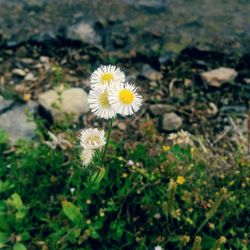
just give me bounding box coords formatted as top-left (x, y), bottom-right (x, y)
top-left (0, 0), bottom-right (250, 142)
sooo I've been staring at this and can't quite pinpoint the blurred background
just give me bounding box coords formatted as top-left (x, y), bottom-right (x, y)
top-left (1, 0), bottom-right (250, 142)
top-left (0, 1), bottom-right (250, 250)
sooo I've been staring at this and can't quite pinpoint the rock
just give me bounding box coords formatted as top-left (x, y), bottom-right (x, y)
top-left (220, 105), bottom-right (247, 114)
top-left (117, 122), bottom-right (127, 131)
top-left (149, 104), bottom-right (176, 116)
top-left (0, 101), bottom-right (37, 143)
top-left (244, 78), bottom-right (250, 84)
top-left (64, 74), bottom-right (79, 83)
top-left (15, 84), bottom-right (28, 94)
top-left (141, 64), bottom-right (163, 81)
top-left (201, 67), bottom-right (238, 87)
top-left (12, 68), bottom-right (26, 77)
top-left (124, 0), bottom-right (166, 12)
top-left (0, 96), bottom-right (14, 113)
top-left (184, 78), bottom-right (192, 87)
top-left (162, 112), bottom-right (182, 131)
top-left (66, 21), bottom-right (101, 46)
top-left (20, 58), bottom-right (34, 64)
top-left (40, 56), bottom-right (50, 63)
top-left (38, 88), bottom-right (89, 123)
top-left (30, 31), bottom-right (58, 45)
top-left (24, 72), bottom-right (36, 81)
top-left (149, 81), bottom-right (157, 88)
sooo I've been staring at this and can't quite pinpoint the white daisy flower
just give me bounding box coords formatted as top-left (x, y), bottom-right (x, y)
top-left (80, 128), bottom-right (106, 150)
top-left (168, 133), bottom-right (178, 142)
top-left (90, 65), bottom-right (125, 90)
top-left (88, 89), bottom-right (116, 119)
top-left (176, 130), bottom-right (192, 146)
top-left (108, 83), bottom-right (142, 116)
top-left (80, 149), bottom-right (95, 167)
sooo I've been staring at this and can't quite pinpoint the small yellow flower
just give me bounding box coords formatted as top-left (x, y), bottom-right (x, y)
top-left (208, 223), bottom-right (215, 230)
top-left (171, 209), bottom-right (181, 220)
top-left (162, 145), bottom-right (170, 152)
top-left (23, 93), bottom-right (31, 102)
top-left (122, 173), bottom-right (128, 178)
top-left (180, 235), bottom-right (190, 245)
top-left (176, 176), bottom-right (185, 185)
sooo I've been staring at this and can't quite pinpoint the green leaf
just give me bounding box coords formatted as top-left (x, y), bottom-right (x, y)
top-left (0, 180), bottom-right (14, 193)
top-left (0, 232), bottom-right (8, 244)
top-left (162, 201), bottom-right (168, 216)
top-left (89, 168), bottom-right (106, 190)
top-left (0, 130), bottom-right (8, 145)
top-left (89, 228), bottom-right (99, 239)
top-left (21, 231), bottom-right (30, 241)
top-left (13, 243), bottom-right (27, 250)
top-left (0, 214), bottom-right (9, 232)
top-left (62, 201), bottom-right (83, 227)
top-left (7, 193), bottom-right (23, 209)
top-left (67, 228), bottom-right (81, 243)
top-left (201, 234), bottom-right (216, 249)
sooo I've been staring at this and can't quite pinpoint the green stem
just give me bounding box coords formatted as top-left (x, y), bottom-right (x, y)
top-left (86, 118), bottom-right (114, 195)
top-left (194, 217), bottom-right (209, 236)
top-left (101, 118), bottom-right (114, 165)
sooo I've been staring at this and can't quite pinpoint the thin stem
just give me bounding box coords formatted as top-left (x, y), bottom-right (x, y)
top-left (194, 217), bottom-right (209, 236)
top-left (85, 118), bottom-right (114, 196)
top-left (101, 118), bottom-right (114, 165)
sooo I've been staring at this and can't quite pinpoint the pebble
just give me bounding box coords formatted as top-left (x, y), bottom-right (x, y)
top-left (66, 21), bottom-right (101, 45)
top-left (201, 67), bottom-right (238, 87)
top-left (141, 64), bottom-right (163, 81)
top-left (0, 95), bottom-right (14, 113)
top-left (12, 68), bottom-right (26, 77)
top-left (24, 72), bottom-right (36, 81)
top-left (0, 100), bottom-right (38, 143)
top-left (162, 112), bottom-right (182, 131)
top-left (149, 104), bottom-right (176, 116)
top-left (38, 88), bottom-right (89, 123)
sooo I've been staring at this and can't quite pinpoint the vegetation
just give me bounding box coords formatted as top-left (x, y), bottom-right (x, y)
top-left (0, 112), bottom-right (249, 249)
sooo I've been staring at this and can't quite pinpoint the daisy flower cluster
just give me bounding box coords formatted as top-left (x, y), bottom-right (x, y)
top-left (168, 130), bottom-right (193, 147)
top-left (80, 65), bottom-right (142, 167)
top-left (80, 128), bottom-right (106, 166)
top-left (88, 65), bottom-right (142, 118)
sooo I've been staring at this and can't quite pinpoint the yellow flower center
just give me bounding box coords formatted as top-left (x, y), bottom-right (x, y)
top-left (119, 89), bottom-right (134, 105)
top-left (100, 73), bottom-right (114, 84)
top-left (87, 135), bottom-right (101, 145)
top-left (99, 91), bottom-right (110, 108)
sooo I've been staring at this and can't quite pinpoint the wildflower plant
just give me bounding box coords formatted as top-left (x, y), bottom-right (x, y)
top-left (80, 65), bottom-right (142, 186)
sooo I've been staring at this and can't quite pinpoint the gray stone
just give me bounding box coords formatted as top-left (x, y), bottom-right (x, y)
top-left (0, 101), bottom-right (38, 143)
top-left (141, 64), bottom-right (163, 81)
top-left (162, 112), bottom-right (182, 131)
top-left (149, 104), bottom-right (176, 116)
top-left (124, 0), bottom-right (166, 12)
top-left (220, 105), bottom-right (247, 114)
top-left (12, 68), bottom-right (26, 77)
top-left (66, 21), bottom-right (101, 45)
top-left (201, 67), bottom-right (237, 87)
top-left (0, 96), bottom-right (14, 113)
top-left (24, 72), bottom-right (36, 81)
top-left (38, 88), bottom-right (89, 123)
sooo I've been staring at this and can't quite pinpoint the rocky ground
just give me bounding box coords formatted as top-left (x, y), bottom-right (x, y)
top-left (0, 0), bottom-right (250, 144)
